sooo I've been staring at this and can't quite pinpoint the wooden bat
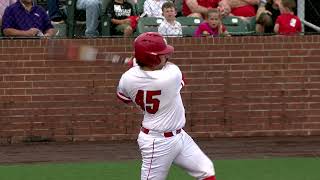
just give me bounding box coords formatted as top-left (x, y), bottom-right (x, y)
top-left (47, 39), bottom-right (134, 66)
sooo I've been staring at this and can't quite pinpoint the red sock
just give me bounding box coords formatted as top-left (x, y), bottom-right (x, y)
top-left (203, 176), bottom-right (216, 180)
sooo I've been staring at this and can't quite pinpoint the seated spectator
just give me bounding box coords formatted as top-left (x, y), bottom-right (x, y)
top-left (274, 0), bottom-right (301, 35)
top-left (182, 0), bottom-right (220, 18)
top-left (256, 0), bottom-right (280, 33)
top-left (144, 0), bottom-right (167, 18)
top-left (107, 0), bottom-right (137, 36)
top-left (47, 0), bottom-right (64, 24)
top-left (76, 0), bottom-right (102, 37)
top-left (0, 0), bottom-right (16, 25)
top-left (218, 0), bottom-right (259, 18)
top-left (2, 0), bottom-right (56, 37)
top-left (158, 1), bottom-right (182, 37)
top-left (194, 8), bottom-right (229, 37)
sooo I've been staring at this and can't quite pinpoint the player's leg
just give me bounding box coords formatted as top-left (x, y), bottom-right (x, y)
top-left (137, 132), bottom-right (182, 180)
top-left (173, 130), bottom-right (215, 180)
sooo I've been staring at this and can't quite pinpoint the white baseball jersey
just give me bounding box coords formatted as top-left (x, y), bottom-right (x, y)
top-left (117, 62), bottom-right (215, 180)
top-left (117, 62), bottom-right (186, 132)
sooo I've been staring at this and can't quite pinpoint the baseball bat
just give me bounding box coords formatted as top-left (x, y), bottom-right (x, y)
top-left (47, 39), bottom-right (134, 66)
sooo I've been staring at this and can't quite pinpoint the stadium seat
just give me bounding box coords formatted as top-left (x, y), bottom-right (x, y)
top-left (136, 17), bottom-right (164, 35)
top-left (174, 0), bottom-right (183, 17)
top-left (222, 16), bottom-right (256, 35)
top-left (100, 0), bottom-right (112, 36)
top-left (176, 16), bottom-right (202, 37)
top-left (136, 0), bottom-right (146, 15)
top-left (53, 23), bottom-right (67, 37)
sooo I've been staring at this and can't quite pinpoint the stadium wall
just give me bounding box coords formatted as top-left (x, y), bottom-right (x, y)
top-left (0, 35), bottom-right (320, 144)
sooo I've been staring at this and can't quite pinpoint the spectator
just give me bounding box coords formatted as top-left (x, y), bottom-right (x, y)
top-left (144, 0), bottom-right (167, 18)
top-left (182, 0), bottom-right (220, 18)
top-left (76, 0), bottom-right (102, 37)
top-left (194, 8), bottom-right (229, 37)
top-left (47, 0), bottom-right (64, 24)
top-left (0, 0), bottom-right (16, 25)
top-left (274, 0), bottom-right (301, 35)
top-left (256, 0), bottom-right (280, 33)
top-left (158, 1), bottom-right (182, 37)
top-left (2, 0), bottom-right (56, 37)
top-left (218, 0), bottom-right (259, 18)
top-left (107, 0), bottom-right (137, 36)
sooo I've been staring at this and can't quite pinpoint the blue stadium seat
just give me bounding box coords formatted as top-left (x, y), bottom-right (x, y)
top-left (222, 16), bottom-right (256, 36)
top-left (176, 16), bottom-right (203, 37)
top-left (136, 17), bottom-right (164, 35)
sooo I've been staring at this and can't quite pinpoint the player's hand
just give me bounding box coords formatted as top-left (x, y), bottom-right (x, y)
top-left (25, 28), bottom-right (41, 36)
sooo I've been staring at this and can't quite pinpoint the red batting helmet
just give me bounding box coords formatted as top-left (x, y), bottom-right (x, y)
top-left (134, 32), bottom-right (174, 67)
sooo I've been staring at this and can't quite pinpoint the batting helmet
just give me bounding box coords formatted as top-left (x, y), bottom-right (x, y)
top-left (134, 32), bottom-right (174, 67)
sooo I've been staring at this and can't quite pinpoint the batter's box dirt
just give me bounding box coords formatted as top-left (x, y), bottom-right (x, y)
top-left (0, 136), bottom-right (320, 164)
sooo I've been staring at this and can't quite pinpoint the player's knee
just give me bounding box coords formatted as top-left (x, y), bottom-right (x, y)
top-left (199, 160), bottom-right (215, 179)
top-left (202, 175), bottom-right (216, 180)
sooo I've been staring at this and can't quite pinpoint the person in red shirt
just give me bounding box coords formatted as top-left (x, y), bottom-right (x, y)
top-left (274, 0), bottom-right (301, 35)
top-left (218, 0), bottom-right (259, 18)
top-left (182, 0), bottom-right (220, 18)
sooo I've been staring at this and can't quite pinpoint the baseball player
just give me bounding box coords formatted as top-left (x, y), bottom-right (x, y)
top-left (116, 32), bottom-right (216, 180)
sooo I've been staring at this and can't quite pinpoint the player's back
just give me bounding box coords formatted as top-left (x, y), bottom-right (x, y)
top-left (117, 62), bottom-right (186, 132)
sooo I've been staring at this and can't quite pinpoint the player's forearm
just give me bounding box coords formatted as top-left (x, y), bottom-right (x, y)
top-left (3, 28), bottom-right (30, 36)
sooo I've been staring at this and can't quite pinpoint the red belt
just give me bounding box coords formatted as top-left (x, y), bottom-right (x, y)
top-left (141, 127), bottom-right (181, 137)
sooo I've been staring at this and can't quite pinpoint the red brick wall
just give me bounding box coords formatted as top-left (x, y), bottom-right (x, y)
top-left (1, 35), bottom-right (320, 144)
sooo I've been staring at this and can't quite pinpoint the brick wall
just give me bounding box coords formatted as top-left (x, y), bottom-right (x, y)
top-left (0, 35), bottom-right (320, 144)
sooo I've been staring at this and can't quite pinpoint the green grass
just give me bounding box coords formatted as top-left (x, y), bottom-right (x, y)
top-left (0, 158), bottom-right (319, 180)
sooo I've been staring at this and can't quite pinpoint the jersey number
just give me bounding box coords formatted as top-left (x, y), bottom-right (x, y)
top-left (135, 90), bottom-right (161, 114)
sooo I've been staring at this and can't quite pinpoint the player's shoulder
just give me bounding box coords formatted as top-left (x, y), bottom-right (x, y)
top-left (165, 62), bottom-right (181, 72)
top-left (121, 65), bottom-right (139, 77)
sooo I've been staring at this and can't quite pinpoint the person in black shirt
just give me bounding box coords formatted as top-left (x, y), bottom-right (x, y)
top-left (107, 0), bottom-right (136, 36)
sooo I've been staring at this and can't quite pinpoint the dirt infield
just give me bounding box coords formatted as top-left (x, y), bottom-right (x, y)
top-left (1, 136), bottom-right (320, 164)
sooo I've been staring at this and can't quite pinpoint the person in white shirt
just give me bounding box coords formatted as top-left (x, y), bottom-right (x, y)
top-left (158, 1), bottom-right (182, 37)
top-left (143, 0), bottom-right (166, 17)
top-left (116, 32), bottom-right (216, 180)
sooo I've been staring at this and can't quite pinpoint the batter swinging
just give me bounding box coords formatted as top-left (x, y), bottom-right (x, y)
top-left (117, 32), bottom-right (216, 180)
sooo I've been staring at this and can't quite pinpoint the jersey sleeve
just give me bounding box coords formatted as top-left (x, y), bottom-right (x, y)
top-left (116, 76), bottom-right (132, 104)
top-left (172, 63), bottom-right (186, 88)
top-left (181, 72), bottom-right (186, 87)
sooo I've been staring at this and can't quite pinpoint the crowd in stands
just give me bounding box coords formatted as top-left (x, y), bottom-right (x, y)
top-left (0, 0), bottom-right (302, 38)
